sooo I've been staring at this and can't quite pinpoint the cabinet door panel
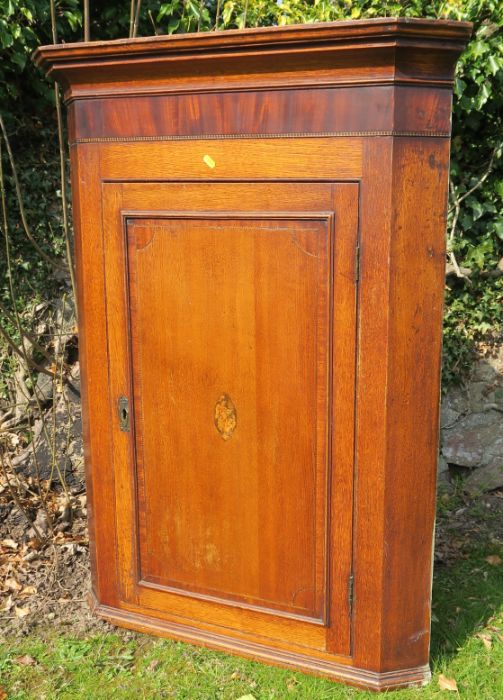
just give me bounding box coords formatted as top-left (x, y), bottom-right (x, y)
top-left (102, 182), bottom-right (357, 654)
top-left (128, 214), bottom-right (329, 622)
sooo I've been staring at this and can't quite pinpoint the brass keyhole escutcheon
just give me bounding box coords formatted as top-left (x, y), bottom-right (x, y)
top-left (214, 394), bottom-right (236, 440)
top-left (118, 395), bottom-right (130, 432)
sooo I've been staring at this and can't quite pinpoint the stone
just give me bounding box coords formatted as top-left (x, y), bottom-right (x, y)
top-left (440, 401), bottom-right (461, 430)
top-left (441, 410), bottom-right (503, 475)
top-left (34, 371), bottom-right (53, 404)
top-left (441, 385), bottom-right (470, 417)
top-left (464, 462), bottom-right (503, 494)
top-left (495, 389), bottom-right (503, 411)
top-left (439, 343), bottom-right (503, 492)
top-left (467, 382), bottom-right (493, 413)
top-left (471, 360), bottom-right (499, 383)
top-left (437, 455), bottom-right (450, 483)
top-left (438, 455), bottom-right (449, 474)
top-left (15, 363), bottom-right (84, 489)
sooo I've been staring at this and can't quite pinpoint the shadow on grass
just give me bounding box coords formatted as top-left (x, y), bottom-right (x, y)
top-left (430, 548), bottom-right (503, 664)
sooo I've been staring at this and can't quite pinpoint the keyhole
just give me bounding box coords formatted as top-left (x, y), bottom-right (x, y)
top-left (118, 396), bottom-right (130, 431)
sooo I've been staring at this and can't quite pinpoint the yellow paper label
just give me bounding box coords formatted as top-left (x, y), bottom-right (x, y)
top-left (203, 154), bottom-right (216, 169)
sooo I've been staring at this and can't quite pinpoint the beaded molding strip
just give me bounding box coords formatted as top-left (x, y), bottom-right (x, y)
top-left (72, 129), bottom-right (451, 146)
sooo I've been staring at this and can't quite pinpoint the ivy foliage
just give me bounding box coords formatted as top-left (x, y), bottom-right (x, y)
top-left (0, 1), bottom-right (81, 111)
top-left (0, 0), bottom-right (502, 386)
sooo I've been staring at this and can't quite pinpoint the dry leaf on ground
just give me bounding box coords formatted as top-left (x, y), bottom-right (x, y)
top-left (286, 676), bottom-right (299, 690)
top-left (14, 605), bottom-right (30, 618)
top-left (0, 687), bottom-right (8, 700)
top-left (4, 578), bottom-right (22, 592)
top-left (0, 595), bottom-right (13, 612)
top-left (230, 671), bottom-right (247, 681)
top-left (438, 674), bottom-right (458, 691)
top-left (235, 696), bottom-right (257, 700)
top-left (485, 554), bottom-right (502, 566)
top-left (13, 654), bottom-right (37, 666)
top-left (19, 586), bottom-right (37, 597)
top-left (475, 632), bottom-right (493, 650)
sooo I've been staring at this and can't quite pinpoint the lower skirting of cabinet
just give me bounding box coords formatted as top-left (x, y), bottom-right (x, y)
top-left (88, 591), bottom-right (431, 691)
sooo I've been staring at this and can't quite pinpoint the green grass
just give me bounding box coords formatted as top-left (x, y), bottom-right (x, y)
top-left (1, 548), bottom-right (502, 700)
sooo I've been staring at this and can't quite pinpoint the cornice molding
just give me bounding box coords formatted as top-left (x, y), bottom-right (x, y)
top-left (34, 18), bottom-right (472, 103)
top-left (34, 18), bottom-right (472, 69)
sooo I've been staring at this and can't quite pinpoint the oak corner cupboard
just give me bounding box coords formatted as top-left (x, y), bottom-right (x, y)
top-left (35, 18), bottom-right (471, 691)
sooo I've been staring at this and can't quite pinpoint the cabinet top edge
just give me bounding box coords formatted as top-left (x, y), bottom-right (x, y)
top-left (34, 18), bottom-right (472, 73)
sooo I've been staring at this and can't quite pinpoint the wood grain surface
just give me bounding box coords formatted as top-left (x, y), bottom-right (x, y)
top-left (36, 18), bottom-right (470, 690)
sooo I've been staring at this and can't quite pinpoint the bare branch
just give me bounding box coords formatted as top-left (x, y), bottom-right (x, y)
top-left (50, 0), bottom-right (57, 43)
top-left (133, 0), bottom-right (142, 37)
top-left (48, 3), bottom-right (78, 309)
top-left (129, 0), bottom-right (136, 38)
top-left (0, 321), bottom-right (57, 378)
top-left (0, 450), bottom-right (45, 541)
top-left (447, 251), bottom-right (472, 284)
top-left (446, 181), bottom-right (471, 284)
top-left (0, 300), bottom-right (53, 364)
top-left (83, 0), bottom-right (90, 42)
top-left (54, 86), bottom-right (78, 308)
top-left (448, 148), bottom-right (497, 214)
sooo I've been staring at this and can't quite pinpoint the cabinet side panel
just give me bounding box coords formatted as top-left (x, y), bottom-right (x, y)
top-left (69, 139), bottom-right (118, 605)
top-left (327, 183), bottom-right (359, 655)
top-left (351, 139), bottom-right (394, 670)
top-left (381, 137), bottom-right (449, 669)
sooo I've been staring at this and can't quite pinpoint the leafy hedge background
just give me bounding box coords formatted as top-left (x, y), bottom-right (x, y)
top-left (1, 0), bottom-right (502, 389)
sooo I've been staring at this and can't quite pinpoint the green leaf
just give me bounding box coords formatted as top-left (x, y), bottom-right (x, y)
top-left (0, 23), bottom-right (14, 49)
top-left (186, 0), bottom-right (201, 20)
top-left (469, 200), bottom-right (484, 220)
top-left (471, 40), bottom-right (489, 58)
top-left (157, 6), bottom-right (169, 22)
top-left (455, 77), bottom-right (466, 95)
top-left (222, 1), bottom-right (235, 26)
top-left (20, 7), bottom-right (33, 22)
top-left (167, 18), bottom-right (180, 34)
top-left (476, 81), bottom-right (492, 108)
top-left (11, 52), bottom-right (26, 69)
top-left (488, 55), bottom-right (500, 75)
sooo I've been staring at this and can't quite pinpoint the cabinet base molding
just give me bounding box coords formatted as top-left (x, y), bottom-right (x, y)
top-left (89, 592), bottom-right (431, 691)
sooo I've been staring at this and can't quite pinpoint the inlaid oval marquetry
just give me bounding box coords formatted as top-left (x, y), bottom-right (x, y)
top-left (214, 394), bottom-right (237, 440)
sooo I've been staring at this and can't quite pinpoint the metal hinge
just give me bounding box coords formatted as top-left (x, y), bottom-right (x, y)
top-left (348, 574), bottom-right (354, 614)
top-left (354, 243), bottom-right (360, 283)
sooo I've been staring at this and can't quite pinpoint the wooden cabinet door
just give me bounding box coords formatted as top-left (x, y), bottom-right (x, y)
top-left (102, 182), bottom-right (358, 657)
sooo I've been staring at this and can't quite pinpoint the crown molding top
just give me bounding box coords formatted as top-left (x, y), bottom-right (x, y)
top-left (34, 18), bottom-right (472, 101)
top-left (33, 18), bottom-right (473, 67)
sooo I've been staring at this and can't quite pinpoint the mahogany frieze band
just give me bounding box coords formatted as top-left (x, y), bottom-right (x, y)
top-left (69, 86), bottom-right (453, 144)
